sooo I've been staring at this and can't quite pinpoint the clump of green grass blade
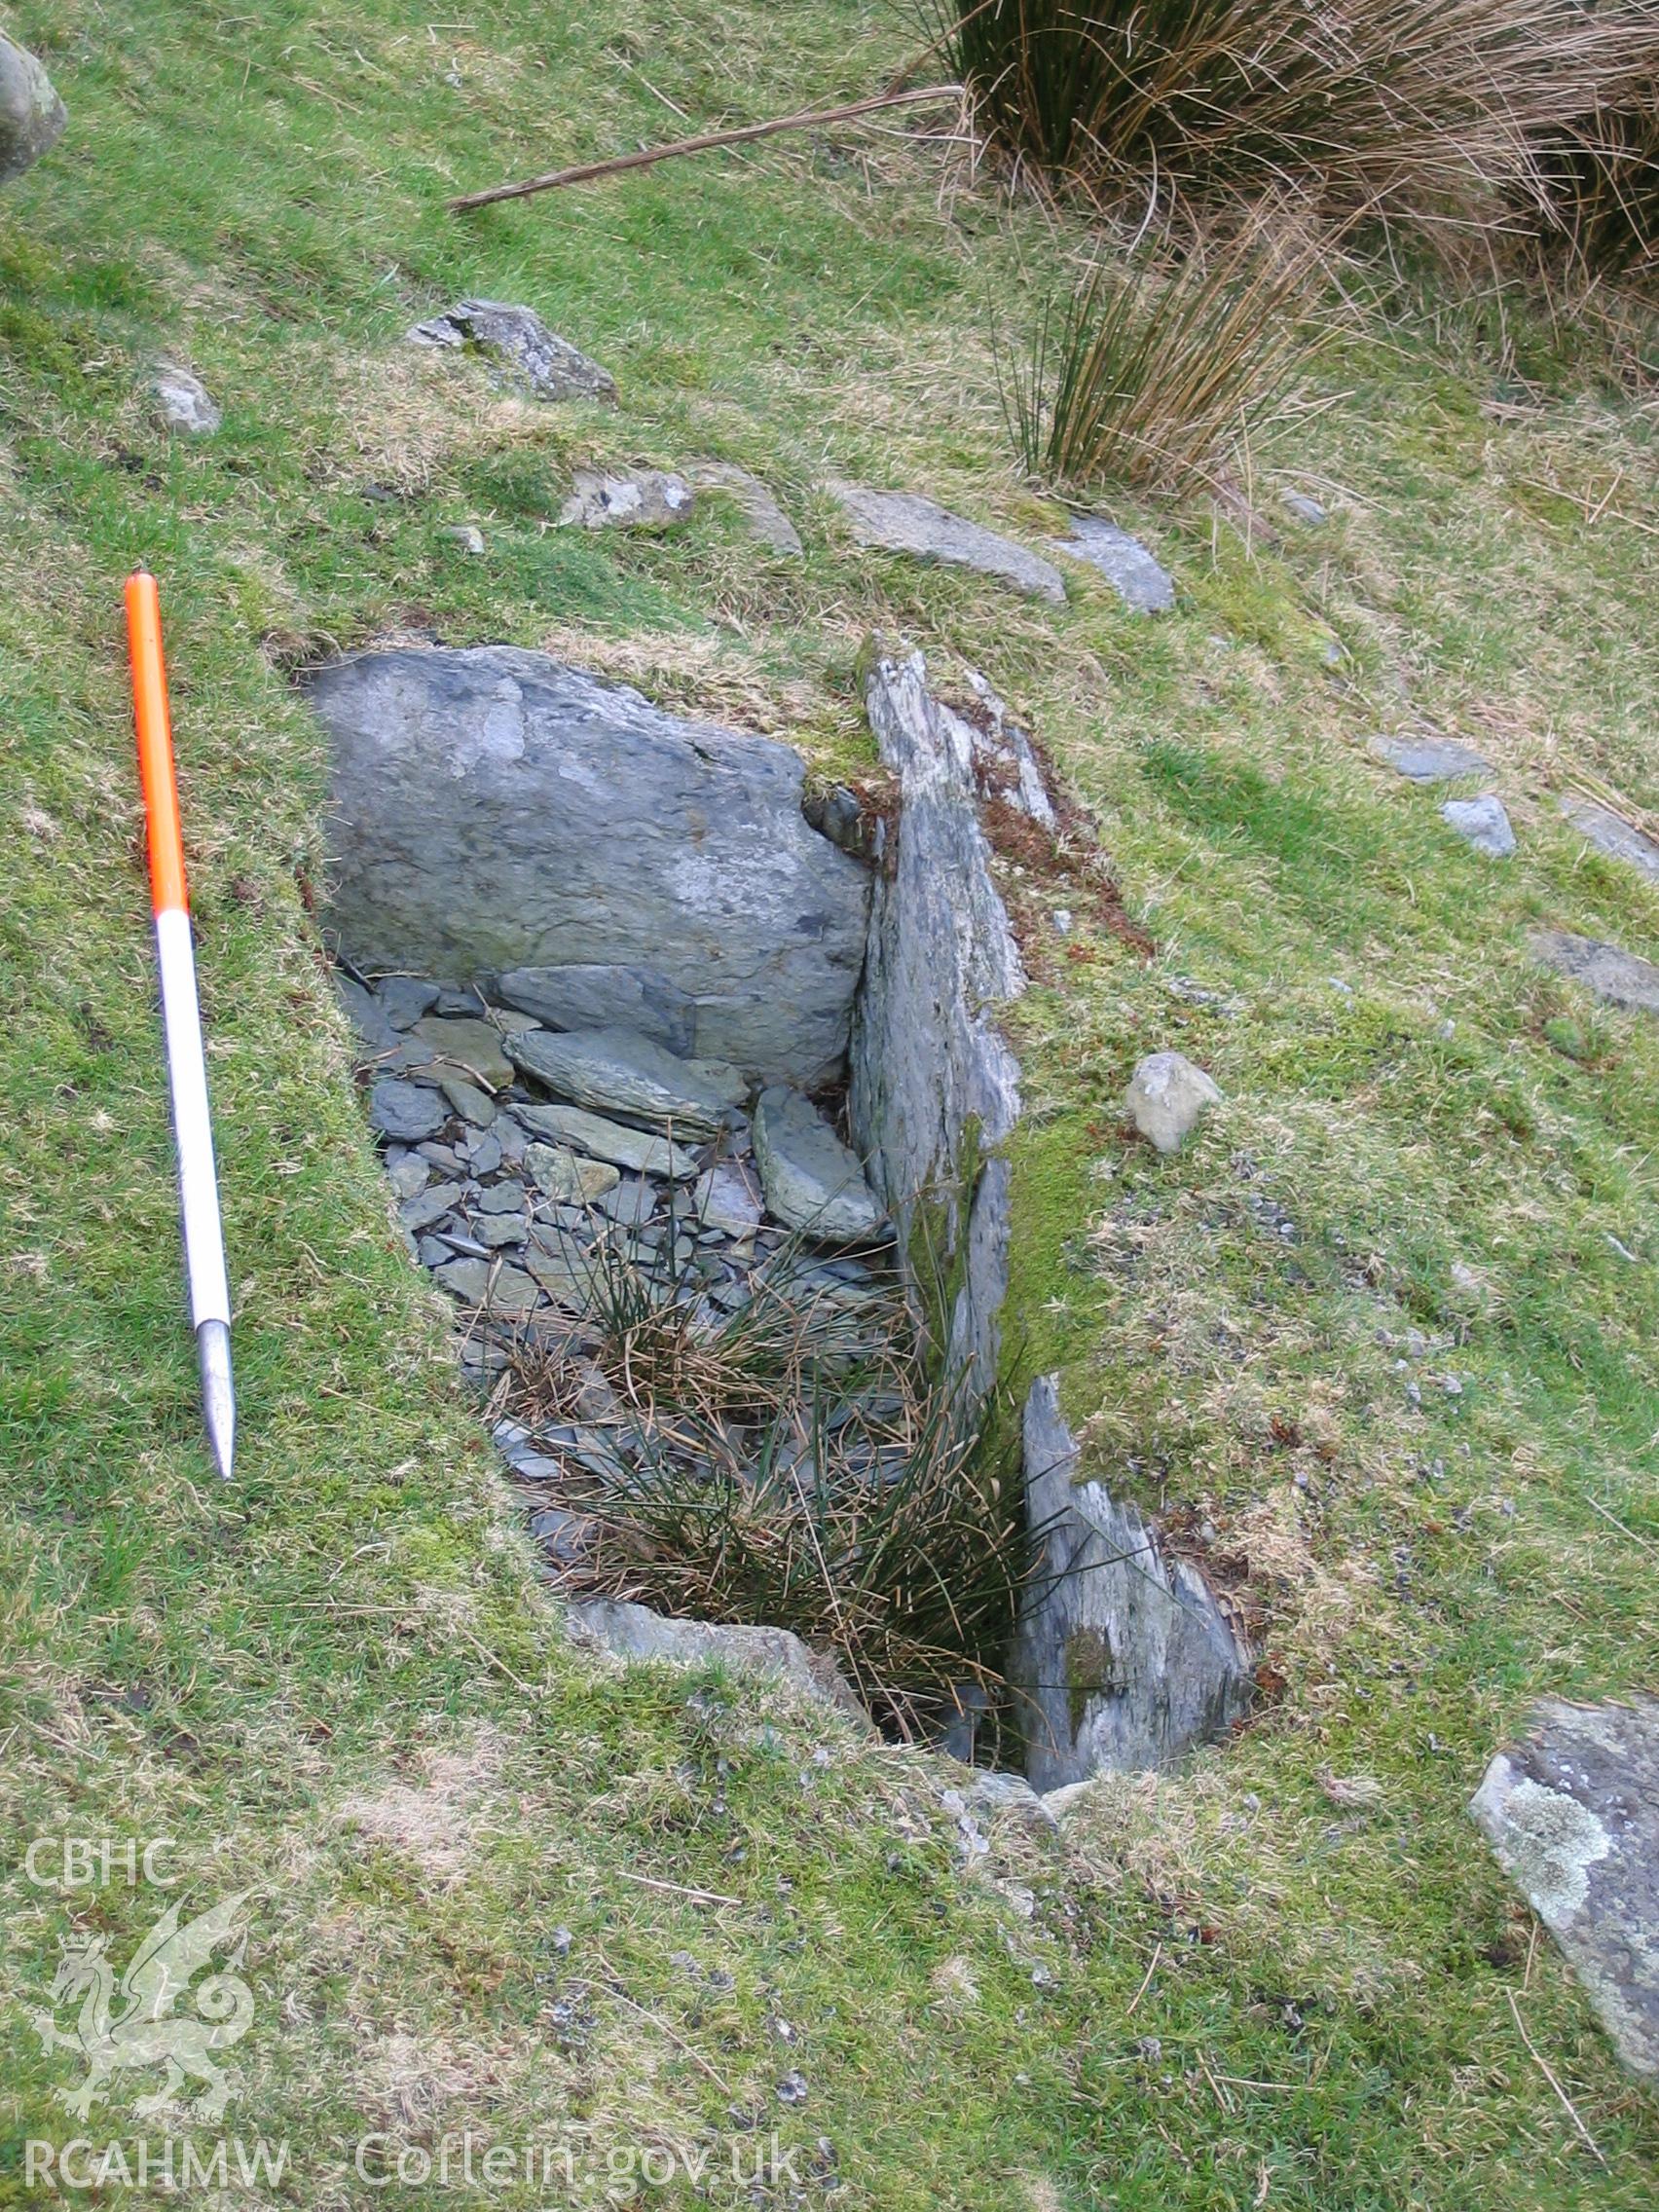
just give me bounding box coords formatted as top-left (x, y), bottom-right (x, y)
top-left (936, 0), bottom-right (1644, 220)
top-left (1003, 212), bottom-right (1332, 492)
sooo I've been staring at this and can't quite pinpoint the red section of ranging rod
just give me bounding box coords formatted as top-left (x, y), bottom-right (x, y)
top-left (124, 571), bottom-right (236, 1479)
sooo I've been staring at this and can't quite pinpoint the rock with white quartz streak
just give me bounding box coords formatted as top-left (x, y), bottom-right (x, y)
top-left (1124, 1051), bottom-right (1222, 1155)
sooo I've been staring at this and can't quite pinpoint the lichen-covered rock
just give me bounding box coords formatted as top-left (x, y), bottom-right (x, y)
top-left (1124, 1051), bottom-right (1222, 1155)
top-left (407, 299), bottom-right (615, 402)
top-left (1531, 930), bottom-right (1659, 1017)
top-left (1011, 1379), bottom-right (1252, 1788)
top-left (0, 35), bottom-right (66, 184)
top-left (559, 468), bottom-right (694, 531)
top-left (1471, 1697), bottom-right (1659, 2083)
top-left (828, 483), bottom-right (1066, 605)
top-left (152, 364), bottom-right (221, 435)
top-left (308, 646), bottom-right (869, 1086)
top-left (851, 647), bottom-right (1025, 1389)
top-left (752, 1087), bottom-right (885, 1243)
top-left (524, 1141), bottom-right (621, 1205)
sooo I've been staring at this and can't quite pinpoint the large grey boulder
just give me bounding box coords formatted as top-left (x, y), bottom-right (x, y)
top-left (828, 483), bottom-right (1066, 605)
top-left (751, 1087), bottom-right (885, 1243)
top-left (1470, 1697), bottom-right (1659, 2083)
top-left (1051, 516), bottom-right (1174, 612)
top-left (407, 300), bottom-right (615, 402)
top-left (308, 646), bottom-right (869, 1087)
top-left (0, 35), bottom-right (65, 183)
top-left (1559, 796), bottom-right (1659, 883)
top-left (851, 648), bottom-right (1024, 1389)
top-left (564, 1597), bottom-right (869, 1726)
top-left (1011, 1379), bottom-right (1252, 1788)
top-left (508, 1025), bottom-right (735, 1139)
top-left (1531, 930), bottom-right (1659, 1017)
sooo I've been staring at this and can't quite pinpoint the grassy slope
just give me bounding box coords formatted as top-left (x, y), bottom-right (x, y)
top-left (0, 1), bottom-right (1656, 2204)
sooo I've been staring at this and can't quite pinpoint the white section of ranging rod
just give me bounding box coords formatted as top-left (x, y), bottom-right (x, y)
top-left (154, 905), bottom-right (234, 1480)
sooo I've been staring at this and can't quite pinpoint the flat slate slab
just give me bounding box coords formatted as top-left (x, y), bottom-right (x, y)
top-left (498, 963), bottom-right (695, 1056)
top-left (1531, 930), bottom-right (1659, 1016)
top-left (1367, 734), bottom-right (1493, 783)
top-left (1560, 796), bottom-right (1659, 883)
top-left (1471, 1697), bottom-right (1659, 2082)
top-left (752, 1086), bottom-right (885, 1243)
top-left (508, 1025), bottom-right (735, 1139)
top-left (1051, 515), bottom-right (1174, 612)
top-left (308, 645), bottom-right (868, 1088)
top-left (515, 1100), bottom-right (697, 1180)
top-left (827, 482), bottom-right (1066, 605)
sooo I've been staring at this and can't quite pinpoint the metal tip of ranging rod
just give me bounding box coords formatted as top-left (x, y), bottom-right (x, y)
top-left (197, 1319), bottom-right (236, 1481)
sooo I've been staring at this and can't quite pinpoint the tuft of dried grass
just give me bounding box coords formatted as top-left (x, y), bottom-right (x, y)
top-left (500, 1222), bottom-right (1028, 1743)
top-left (937, 0), bottom-right (1645, 224)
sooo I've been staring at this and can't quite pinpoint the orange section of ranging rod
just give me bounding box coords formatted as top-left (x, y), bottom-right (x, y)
top-left (124, 570), bottom-right (189, 917)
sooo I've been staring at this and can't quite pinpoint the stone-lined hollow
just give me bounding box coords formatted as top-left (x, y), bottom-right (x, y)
top-left (308, 643), bottom-right (1251, 1784)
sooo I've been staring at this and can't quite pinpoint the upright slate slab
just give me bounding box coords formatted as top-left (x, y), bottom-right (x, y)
top-left (308, 646), bottom-right (870, 1088)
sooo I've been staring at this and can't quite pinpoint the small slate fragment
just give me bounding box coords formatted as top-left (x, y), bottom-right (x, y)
top-left (694, 1158), bottom-right (763, 1239)
top-left (377, 975), bottom-right (441, 1030)
top-left (1530, 930), bottom-right (1659, 1016)
top-left (508, 1026), bottom-right (734, 1139)
top-left (1124, 1051), bottom-right (1222, 1155)
top-left (1279, 489), bottom-right (1327, 526)
top-left (369, 1078), bottom-right (445, 1141)
top-left (498, 964), bottom-right (696, 1056)
top-left (1559, 795), bottom-right (1659, 883)
top-left (559, 468), bottom-right (695, 532)
top-left (335, 975), bottom-right (400, 1054)
top-left (1366, 733), bottom-right (1493, 784)
top-left (407, 299), bottom-right (616, 403)
top-left (412, 1014), bottom-right (513, 1090)
top-left (1441, 793), bottom-right (1516, 858)
top-left (439, 1073), bottom-right (498, 1125)
top-left (1471, 1696), bottom-right (1659, 2083)
top-left (827, 481), bottom-right (1066, 605)
top-left (525, 1142), bottom-right (621, 1205)
top-left (1051, 515), bottom-right (1174, 612)
top-left (752, 1087), bottom-right (885, 1243)
top-left (517, 1101), bottom-right (697, 1180)
top-left (152, 365), bottom-right (221, 436)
